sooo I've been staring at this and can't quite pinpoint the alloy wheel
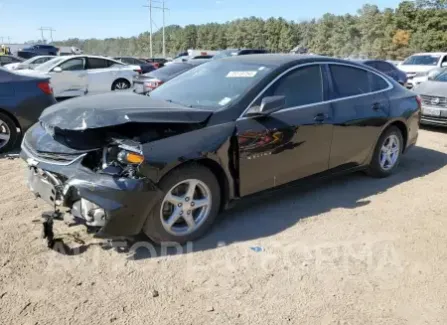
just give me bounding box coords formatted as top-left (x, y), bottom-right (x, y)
top-left (379, 134), bottom-right (400, 171)
top-left (115, 82), bottom-right (130, 90)
top-left (0, 119), bottom-right (11, 150)
top-left (160, 179), bottom-right (212, 236)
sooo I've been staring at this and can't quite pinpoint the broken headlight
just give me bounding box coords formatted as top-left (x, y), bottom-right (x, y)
top-left (100, 141), bottom-right (144, 178)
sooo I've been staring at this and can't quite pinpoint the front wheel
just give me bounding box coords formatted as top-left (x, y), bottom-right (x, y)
top-left (367, 126), bottom-right (403, 178)
top-left (143, 164), bottom-right (221, 244)
top-left (0, 112), bottom-right (18, 153)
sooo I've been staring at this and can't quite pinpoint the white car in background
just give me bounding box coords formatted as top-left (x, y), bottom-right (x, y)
top-left (398, 52), bottom-right (447, 88)
top-left (4, 55), bottom-right (55, 71)
top-left (15, 55), bottom-right (141, 98)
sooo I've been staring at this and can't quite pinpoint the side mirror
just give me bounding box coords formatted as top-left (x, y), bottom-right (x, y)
top-left (246, 96), bottom-right (286, 117)
top-left (52, 67), bottom-right (62, 73)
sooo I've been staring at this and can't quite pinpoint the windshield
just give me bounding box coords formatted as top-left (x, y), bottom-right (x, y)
top-left (433, 69), bottom-right (447, 82)
top-left (213, 50), bottom-right (238, 59)
top-left (150, 60), bottom-right (273, 109)
top-left (34, 57), bottom-right (65, 71)
top-left (402, 55), bottom-right (441, 66)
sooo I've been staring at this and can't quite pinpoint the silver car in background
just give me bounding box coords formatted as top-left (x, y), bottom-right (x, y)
top-left (3, 55), bottom-right (55, 71)
top-left (414, 68), bottom-right (447, 126)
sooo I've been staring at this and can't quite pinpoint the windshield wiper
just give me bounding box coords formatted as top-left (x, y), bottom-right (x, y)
top-left (165, 99), bottom-right (194, 108)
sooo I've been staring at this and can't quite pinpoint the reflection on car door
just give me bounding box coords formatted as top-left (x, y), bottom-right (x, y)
top-left (327, 63), bottom-right (391, 170)
top-left (236, 64), bottom-right (333, 196)
top-left (50, 57), bottom-right (87, 98)
top-left (86, 58), bottom-right (117, 95)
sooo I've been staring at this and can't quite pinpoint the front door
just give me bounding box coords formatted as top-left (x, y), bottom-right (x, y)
top-left (236, 64), bottom-right (333, 196)
top-left (327, 63), bottom-right (391, 169)
top-left (50, 57), bottom-right (88, 98)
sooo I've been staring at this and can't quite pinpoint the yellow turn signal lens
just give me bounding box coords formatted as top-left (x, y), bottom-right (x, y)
top-left (125, 152), bottom-right (144, 164)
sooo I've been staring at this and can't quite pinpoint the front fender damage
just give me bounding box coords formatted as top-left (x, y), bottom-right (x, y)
top-left (62, 167), bottom-right (163, 238)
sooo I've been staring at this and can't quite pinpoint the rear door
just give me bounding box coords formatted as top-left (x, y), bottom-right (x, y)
top-left (327, 63), bottom-right (392, 170)
top-left (86, 57), bottom-right (119, 94)
top-left (236, 64), bottom-right (333, 196)
top-left (50, 57), bottom-right (87, 97)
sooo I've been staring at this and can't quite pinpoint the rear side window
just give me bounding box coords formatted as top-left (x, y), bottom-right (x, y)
top-left (329, 64), bottom-right (388, 98)
top-left (375, 61), bottom-right (395, 72)
top-left (265, 65), bottom-right (324, 108)
top-left (87, 58), bottom-right (110, 69)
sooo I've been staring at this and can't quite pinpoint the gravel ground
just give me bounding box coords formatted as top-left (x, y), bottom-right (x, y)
top-left (1, 127), bottom-right (447, 325)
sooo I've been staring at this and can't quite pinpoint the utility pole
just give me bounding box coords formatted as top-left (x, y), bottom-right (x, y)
top-left (38, 27), bottom-right (55, 43)
top-left (162, 0), bottom-right (165, 58)
top-left (143, 0), bottom-right (169, 58)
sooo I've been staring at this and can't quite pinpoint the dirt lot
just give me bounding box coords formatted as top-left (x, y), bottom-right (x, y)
top-left (1, 127), bottom-right (447, 325)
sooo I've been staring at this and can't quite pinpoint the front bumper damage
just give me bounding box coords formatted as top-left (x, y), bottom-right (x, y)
top-left (21, 143), bottom-right (163, 245)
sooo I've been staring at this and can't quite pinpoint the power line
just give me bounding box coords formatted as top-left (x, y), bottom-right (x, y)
top-left (143, 0), bottom-right (169, 58)
top-left (38, 27), bottom-right (56, 43)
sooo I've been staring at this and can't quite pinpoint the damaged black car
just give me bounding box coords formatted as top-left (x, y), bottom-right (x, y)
top-left (21, 55), bottom-right (421, 245)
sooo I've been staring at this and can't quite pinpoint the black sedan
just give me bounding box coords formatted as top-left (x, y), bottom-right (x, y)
top-left (114, 56), bottom-right (156, 74)
top-left (133, 59), bottom-right (210, 95)
top-left (356, 59), bottom-right (408, 86)
top-left (20, 55), bottom-right (420, 246)
top-left (0, 67), bottom-right (56, 152)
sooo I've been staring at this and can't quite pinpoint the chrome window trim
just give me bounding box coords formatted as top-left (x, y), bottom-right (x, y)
top-left (238, 61), bottom-right (394, 120)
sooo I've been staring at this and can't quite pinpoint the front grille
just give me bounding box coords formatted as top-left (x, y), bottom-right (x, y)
top-left (23, 136), bottom-right (85, 165)
top-left (420, 95), bottom-right (447, 108)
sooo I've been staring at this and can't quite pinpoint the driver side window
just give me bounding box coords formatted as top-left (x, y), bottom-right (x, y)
top-left (259, 65), bottom-right (324, 109)
top-left (59, 58), bottom-right (85, 71)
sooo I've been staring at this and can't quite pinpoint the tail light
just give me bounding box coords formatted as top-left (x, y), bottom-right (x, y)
top-left (134, 68), bottom-right (142, 74)
top-left (416, 95), bottom-right (422, 123)
top-left (38, 81), bottom-right (53, 95)
top-left (144, 79), bottom-right (164, 90)
top-left (416, 95), bottom-right (422, 110)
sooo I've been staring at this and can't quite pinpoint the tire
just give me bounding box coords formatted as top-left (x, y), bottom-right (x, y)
top-left (143, 164), bottom-right (221, 244)
top-left (0, 112), bottom-right (19, 153)
top-left (367, 126), bottom-right (403, 178)
top-left (111, 79), bottom-right (131, 91)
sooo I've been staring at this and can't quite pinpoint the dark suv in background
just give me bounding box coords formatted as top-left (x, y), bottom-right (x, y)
top-left (357, 59), bottom-right (408, 86)
top-left (17, 44), bottom-right (59, 59)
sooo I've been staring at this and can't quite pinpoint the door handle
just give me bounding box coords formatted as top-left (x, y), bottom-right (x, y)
top-left (314, 113), bottom-right (328, 122)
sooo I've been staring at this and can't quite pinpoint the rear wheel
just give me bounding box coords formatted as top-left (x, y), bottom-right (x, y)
top-left (0, 112), bottom-right (18, 153)
top-left (143, 164), bottom-right (221, 244)
top-left (111, 79), bottom-right (131, 91)
top-left (367, 126), bottom-right (403, 178)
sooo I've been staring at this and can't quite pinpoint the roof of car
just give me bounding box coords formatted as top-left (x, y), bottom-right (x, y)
top-left (219, 54), bottom-right (352, 66)
top-left (412, 52), bottom-right (447, 56)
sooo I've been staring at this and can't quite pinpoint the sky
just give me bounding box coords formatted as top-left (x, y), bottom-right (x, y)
top-left (1, 0), bottom-right (402, 43)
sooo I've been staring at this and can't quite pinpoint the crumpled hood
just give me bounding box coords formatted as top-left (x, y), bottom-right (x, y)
top-left (39, 92), bottom-right (214, 131)
top-left (414, 81), bottom-right (447, 96)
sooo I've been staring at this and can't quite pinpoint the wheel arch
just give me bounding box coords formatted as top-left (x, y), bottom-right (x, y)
top-left (157, 158), bottom-right (232, 212)
top-left (388, 120), bottom-right (408, 152)
top-left (365, 118), bottom-right (409, 166)
top-left (0, 108), bottom-right (21, 131)
top-left (111, 77), bottom-right (132, 90)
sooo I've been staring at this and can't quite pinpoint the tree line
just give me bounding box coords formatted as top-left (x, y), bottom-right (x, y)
top-left (48, 0), bottom-right (447, 60)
